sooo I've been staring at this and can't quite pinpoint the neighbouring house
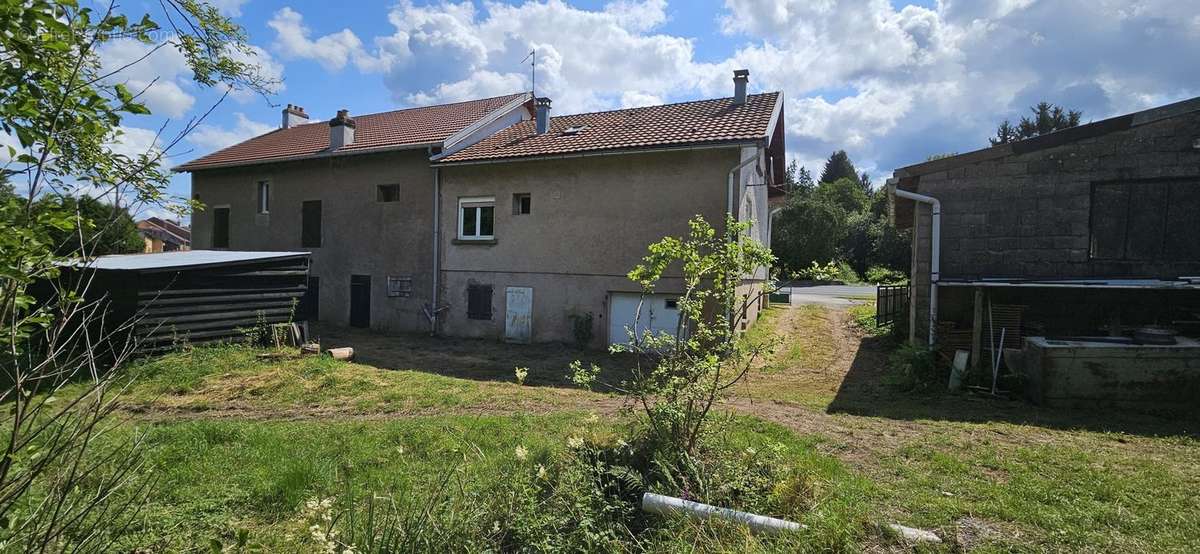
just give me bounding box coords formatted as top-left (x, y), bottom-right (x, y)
top-left (176, 71), bottom-right (785, 347)
top-left (888, 96), bottom-right (1200, 409)
top-left (137, 217), bottom-right (191, 252)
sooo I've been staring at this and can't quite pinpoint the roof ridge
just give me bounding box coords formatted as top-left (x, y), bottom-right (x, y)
top-left (544, 91), bottom-right (780, 121)
top-left (355, 91), bottom-right (528, 120)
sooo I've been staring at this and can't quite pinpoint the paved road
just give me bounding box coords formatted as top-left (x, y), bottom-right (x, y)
top-left (779, 284), bottom-right (876, 307)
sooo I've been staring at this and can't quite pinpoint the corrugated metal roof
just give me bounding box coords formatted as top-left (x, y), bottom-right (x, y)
top-left (83, 250), bottom-right (309, 271)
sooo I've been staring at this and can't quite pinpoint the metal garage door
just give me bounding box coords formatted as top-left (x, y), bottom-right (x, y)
top-left (608, 292), bottom-right (681, 346)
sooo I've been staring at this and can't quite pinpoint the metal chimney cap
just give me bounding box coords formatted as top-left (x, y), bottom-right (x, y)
top-left (733, 69), bottom-right (749, 79)
top-left (535, 97), bottom-right (552, 107)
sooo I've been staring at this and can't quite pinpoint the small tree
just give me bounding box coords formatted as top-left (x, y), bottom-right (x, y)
top-left (571, 215), bottom-right (776, 456)
top-left (990, 101), bottom-right (1082, 145)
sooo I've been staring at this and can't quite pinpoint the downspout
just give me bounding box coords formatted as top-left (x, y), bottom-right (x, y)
top-left (430, 164), bottom-right (441, 334)
top-left (725, 147), bottom-right (765, 325)
top-left (887, 178), bottom-right (941, 346)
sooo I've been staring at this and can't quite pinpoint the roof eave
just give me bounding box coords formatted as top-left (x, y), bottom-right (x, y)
top-left (173, 140), bottom-right (445, 173)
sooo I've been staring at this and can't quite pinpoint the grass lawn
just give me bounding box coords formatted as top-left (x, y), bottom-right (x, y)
top-left (39, 309), bottom-right (1200, 552)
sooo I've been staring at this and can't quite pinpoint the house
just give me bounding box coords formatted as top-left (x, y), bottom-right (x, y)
top-left (177, 71), bottom-right (784, 346)
top-left (136, 217), bottom-right (191, 252)
top-left (887, 96), bottom-right (1200, 407)
top-left (178, 93), bottom-right (534, 333)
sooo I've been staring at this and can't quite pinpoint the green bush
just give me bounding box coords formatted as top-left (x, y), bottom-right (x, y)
top-left (794, 260), bottom-right (859, 283)
top-left (864, 266), bottom-right (906, 284)
top-left (886, 343), bottom-right (941, 391)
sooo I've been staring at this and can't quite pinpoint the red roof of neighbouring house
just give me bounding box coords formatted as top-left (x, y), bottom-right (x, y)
top-left (175, 92), bottom-right (530, 171)
top-left (137, 217), bottom-right (191, 246)
top-left (437, 92), bottom-right (783, 164)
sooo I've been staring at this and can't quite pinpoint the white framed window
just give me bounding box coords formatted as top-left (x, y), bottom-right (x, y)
top-left (458, 196), bottom-right (495, 240)
top-left (257, 180), bottom-right (270, 214)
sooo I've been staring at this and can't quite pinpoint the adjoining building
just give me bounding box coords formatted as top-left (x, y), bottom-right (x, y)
top-left (177, 71), bottom-right (785, 347)
top-left (888, 96), bottom-right (1200, 409)
top-left (136, 217), bottom-right (191, 252)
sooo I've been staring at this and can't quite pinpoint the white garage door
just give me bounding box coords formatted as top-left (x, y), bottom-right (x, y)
top-left (608, 293), bottom-right (681, 346)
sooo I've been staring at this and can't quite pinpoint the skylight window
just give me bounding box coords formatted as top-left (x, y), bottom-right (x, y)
top-left (562, 125), bottom-right (587, 136)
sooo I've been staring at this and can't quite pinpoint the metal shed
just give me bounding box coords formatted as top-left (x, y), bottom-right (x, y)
top-left (75, 250), bottom-right (311, 352)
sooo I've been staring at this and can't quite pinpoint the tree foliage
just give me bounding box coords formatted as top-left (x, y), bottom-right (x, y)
top-left (772, 152), bottom-right (909, 279)
top-left (991, 102), bottom-right (1083, 145)
top-left (572, 215), bottom-right (776, 456)
top-left (0, 1), bottom-right (275, 549)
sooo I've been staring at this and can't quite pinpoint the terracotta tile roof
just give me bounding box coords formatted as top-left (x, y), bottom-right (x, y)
top-left (438, 92), bottom-right (780, 164)
top-left (137, 218), bottom-right (190, 245)
top-left (176, 93), bottom-right (529, 171)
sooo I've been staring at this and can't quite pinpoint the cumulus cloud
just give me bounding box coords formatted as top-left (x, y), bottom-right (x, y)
top-left (96, 39), bottom-right (195, 118)
top-left (266, 1), bottom-right (1200, 179)
top-left (188, 113), bottom-right (276, 152)
top-left (268, 7), bottom-right (382, 72)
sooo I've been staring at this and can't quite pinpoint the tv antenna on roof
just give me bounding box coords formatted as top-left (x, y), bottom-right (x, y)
top-left (521, 49), bottom-right (536, 97)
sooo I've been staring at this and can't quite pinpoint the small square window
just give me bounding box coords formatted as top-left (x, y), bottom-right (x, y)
top-left (458, 197), bottom-right (495, 240)
top-left (665, 299), bottom-right (678, 309)
top-left (377, 184), bottom-right (400, 202)
top-left (513, 193), bottom-right (531, 215)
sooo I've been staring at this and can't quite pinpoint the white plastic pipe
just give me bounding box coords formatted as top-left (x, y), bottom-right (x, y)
top-left (888, 179), bottom-right (941, 346)
top-left (641, 492), bottom-right (804, 535)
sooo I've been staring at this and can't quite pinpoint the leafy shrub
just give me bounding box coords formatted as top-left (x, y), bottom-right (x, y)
top-left (795, 260), bottom-right (858, 283)
top-left (568, 311), bottom-right (594, 348)
top-left (864, 266), bottom-right (906, 284)
top-left (886, 343), bottom-right (941, 391)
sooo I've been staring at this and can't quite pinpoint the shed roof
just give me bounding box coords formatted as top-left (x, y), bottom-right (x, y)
top-left (895, 95), bottom-right (1200, 178)
top-left (175, 93), bottom-right (530, 172)
top-left (437, 92), bottom-right (783, 164)
top-left (83, 250), bottom-right (309, 272)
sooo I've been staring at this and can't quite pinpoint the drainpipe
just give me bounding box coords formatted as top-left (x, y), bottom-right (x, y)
top-left (887, 178), bottom-right (941, 346)
top-left (430, 163), bottom-right (441, 334)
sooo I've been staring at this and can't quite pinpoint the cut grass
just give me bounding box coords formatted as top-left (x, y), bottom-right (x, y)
top-left (738, 306), bottom-right (841, 409)
top-left (89, 345), bottom-right (613, 417)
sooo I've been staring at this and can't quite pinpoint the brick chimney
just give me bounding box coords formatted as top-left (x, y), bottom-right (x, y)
top-left (329, 109), bottom-right (356, 149)
top-left (535, 97), bottom-right (552, 134)
top-left (282, 104), bottom-right (309, 129)
top-left (732, 69), bottom-right (749, 105)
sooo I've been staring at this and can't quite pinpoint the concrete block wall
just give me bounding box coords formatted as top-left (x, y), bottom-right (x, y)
top-left (913, 113), bottom-right (1200, 281)
top-left (905, 110), bottom-right (1200, 345)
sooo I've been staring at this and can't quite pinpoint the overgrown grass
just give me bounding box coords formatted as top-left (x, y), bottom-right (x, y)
top-left (83, 413), bottom-right (872, 552)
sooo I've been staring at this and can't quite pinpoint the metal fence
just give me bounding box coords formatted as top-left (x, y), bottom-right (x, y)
top-left (875, 284), bottom-right (909, 327)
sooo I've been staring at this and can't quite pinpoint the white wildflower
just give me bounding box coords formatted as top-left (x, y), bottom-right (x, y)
top-left (567, 436), bottom-right (585, 449)
top-left (492, 520), bottom-right (501, 533)
top-left (515, 445), bottom-right (528, 461)
top-left (617, 438), bottom-right (629, 449)
top-left (537, 464), bottom-right (548, 480)
top-left (584, 412), bottom-right (599, 424)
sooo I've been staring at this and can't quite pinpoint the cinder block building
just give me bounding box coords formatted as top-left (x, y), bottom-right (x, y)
top-left (888, 96), bottom-right (1200, 391)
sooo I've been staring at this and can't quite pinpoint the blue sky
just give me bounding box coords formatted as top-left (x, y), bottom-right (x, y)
top-left (86, 0), bottom-right (1200, 219)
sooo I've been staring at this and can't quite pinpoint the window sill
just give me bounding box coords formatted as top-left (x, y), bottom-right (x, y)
top-left (453, 238), bottom-right (497, 245)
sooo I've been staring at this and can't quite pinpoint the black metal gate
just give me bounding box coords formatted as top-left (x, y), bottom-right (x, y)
top-left (876, 284), bottom-right (909, 327)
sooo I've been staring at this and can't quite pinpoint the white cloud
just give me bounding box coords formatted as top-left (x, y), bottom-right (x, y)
top-left (189, 113), bottom-right (276, 152)
top-left (268, 7), bottom-right (381, 72)
top-left (108, 126), bottom-right (162, 159)
top-left (265, 1), bottom-right (1200, 179)
top-left (97, 39), bottom-right (195, 118)
top-left (222, 44), bottom-right (286, 102)
top-left (205, 0), bottom-right (250, 17)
